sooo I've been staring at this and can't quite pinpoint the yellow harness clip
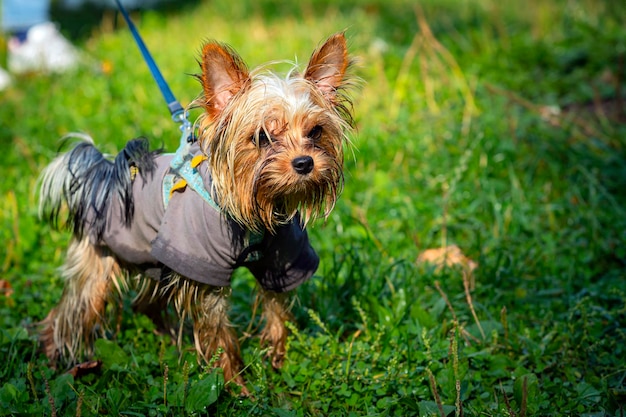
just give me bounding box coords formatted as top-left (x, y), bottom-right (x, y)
top-left (169, 155), bottom-right (208, 198)
top-left (170, 179), bottom-right (188, 196)
top-left (191, 154), bottom-right (208, 168)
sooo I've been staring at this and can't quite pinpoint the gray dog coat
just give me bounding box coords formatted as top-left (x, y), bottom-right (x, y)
top-left (99, 145), bottom-right (319, 293)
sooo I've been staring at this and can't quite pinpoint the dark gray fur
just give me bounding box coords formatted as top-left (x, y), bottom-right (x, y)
top-left (39, 135), bottom-right (160, 241)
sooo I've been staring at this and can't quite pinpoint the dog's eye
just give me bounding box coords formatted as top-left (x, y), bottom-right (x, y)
top-left (307, 125), bottom-right (323, 140)
top-left (253, 130), bottom-right (270, 147)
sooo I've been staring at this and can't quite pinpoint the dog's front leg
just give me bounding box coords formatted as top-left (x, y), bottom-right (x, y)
top-left (259, 290), bottom-right (292, 369)
top-left (190, 285), bottom-right (248, 395)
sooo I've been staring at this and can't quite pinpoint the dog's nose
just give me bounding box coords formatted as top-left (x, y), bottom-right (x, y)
top-left (292, 156), bottom-right (314, 175)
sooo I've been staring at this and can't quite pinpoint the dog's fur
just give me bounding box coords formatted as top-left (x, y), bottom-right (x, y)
top-left (37, 33), bottom-right (355, 394)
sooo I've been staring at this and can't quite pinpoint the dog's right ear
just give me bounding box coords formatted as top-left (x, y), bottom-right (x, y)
top-left (199, 42), bottom-right (250, 119)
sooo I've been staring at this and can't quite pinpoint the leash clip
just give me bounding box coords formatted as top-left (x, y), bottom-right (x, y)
top-left (173, 109), bottom-right (195, 145)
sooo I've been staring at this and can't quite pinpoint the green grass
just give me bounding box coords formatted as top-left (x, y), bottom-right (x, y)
top-left (1, 0), bottom-right (625, 415)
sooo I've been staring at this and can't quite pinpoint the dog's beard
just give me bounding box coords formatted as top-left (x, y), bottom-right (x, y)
top-left (251, 150), bottom-right (343, 231)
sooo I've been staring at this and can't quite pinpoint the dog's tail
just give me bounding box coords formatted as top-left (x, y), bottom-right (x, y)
top-left (39, 134), bottom-right (159, 241)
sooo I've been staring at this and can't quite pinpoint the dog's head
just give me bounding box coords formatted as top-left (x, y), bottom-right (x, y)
top-left (196, 33), bottom-right (355, 232)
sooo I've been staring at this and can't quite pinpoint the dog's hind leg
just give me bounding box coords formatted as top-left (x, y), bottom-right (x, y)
top-left (39, 238), bottom-right (123, 366)
top-left (259, 290), bottom-right (292, 369)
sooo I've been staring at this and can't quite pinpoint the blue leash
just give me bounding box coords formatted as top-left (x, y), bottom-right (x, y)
top-left (114, 0), bottom-right (216, 211)
top-left (113, 0), bottom-right (193, 145)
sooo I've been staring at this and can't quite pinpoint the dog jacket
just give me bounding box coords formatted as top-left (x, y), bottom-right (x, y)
top-left (100, 145), bottom-right (319, 293)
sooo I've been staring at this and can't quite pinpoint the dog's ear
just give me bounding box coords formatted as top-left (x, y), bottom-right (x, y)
top-left (200, 42), bottom-right (250, 119)
top-left (304, 33), bottom-right (350, 101)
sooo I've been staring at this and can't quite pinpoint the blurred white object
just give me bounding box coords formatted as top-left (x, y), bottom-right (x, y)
top-left (7, 22), bottom-right (78, 74)
top-left (0, 67), bottom-right (11, 90)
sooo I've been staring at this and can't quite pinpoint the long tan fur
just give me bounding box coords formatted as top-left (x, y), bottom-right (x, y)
top-left (259, 290), bottom-right (293, 369)
top-left (40, 238), bottom-right (123, 365)
top-left (135, 274), bottom-right (247, 393)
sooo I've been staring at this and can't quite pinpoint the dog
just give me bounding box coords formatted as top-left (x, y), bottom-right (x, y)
top-left (37, 33), bottom-right (355, 394)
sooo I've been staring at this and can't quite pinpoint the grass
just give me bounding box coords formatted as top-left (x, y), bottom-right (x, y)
top-left (1, 0), bottom-right (625, 415)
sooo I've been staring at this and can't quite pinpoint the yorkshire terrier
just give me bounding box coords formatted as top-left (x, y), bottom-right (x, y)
top-left (38, 33), bottom-right (355, 394)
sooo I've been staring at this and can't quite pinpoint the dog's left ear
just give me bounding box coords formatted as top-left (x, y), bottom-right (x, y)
top-left (304, 33), bottom-right (350, 101)
top-left (200, 42), bottom-right (250, 119)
